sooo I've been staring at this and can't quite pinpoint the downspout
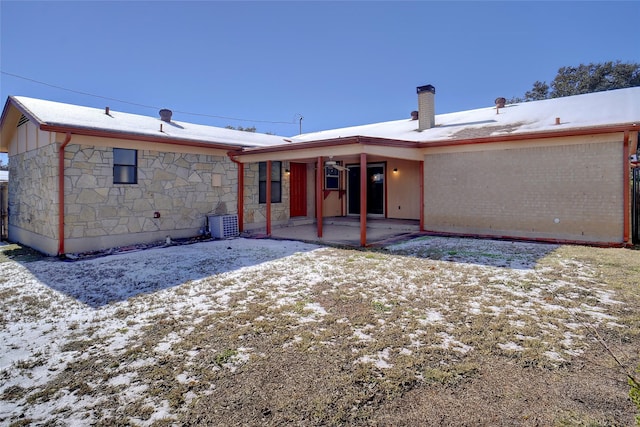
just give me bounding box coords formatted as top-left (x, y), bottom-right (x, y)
top-left (58, 132), bottom-right (72, 255)
top-left (227, 152), bottom-right (244, 232)
top-left (623, 131), bottom-right (630, 245)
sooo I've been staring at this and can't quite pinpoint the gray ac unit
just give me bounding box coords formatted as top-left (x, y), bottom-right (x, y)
top-left (208, 214), bottom-right (239, 238)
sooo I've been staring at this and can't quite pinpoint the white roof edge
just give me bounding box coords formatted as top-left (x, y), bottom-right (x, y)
top-left (6, 96), bottom-right (289, 148)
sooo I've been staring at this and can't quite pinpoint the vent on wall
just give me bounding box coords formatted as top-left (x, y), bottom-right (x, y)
top-left (17, 114), bottom-right (29, 127)
top-left (208, 214), bottom-right (239, 238)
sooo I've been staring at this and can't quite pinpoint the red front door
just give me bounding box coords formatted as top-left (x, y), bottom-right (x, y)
top-left (290, 163), bottom-right (307, 217)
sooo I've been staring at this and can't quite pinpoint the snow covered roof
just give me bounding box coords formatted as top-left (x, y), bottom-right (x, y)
top-left (5, 96), bottom-right (288, 148)
top-left (3, 88), bottom-right (638, 154)
top-left (289, 87), bottom-right (640, 144)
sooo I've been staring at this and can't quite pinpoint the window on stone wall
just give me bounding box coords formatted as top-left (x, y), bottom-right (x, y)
top-left (113, 148), bottom-right (137, 184)
top-left (259, 161), bottom-right (281, 203)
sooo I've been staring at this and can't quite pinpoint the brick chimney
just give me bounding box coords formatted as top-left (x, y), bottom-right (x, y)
top-left (416, 85), bottom-right (435, 130)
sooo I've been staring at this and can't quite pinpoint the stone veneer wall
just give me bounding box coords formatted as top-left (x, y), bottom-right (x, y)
top-left (62, 144), bottom-right (238, 252)
top-left (8, 144), bottom-right (60, 241)
top-left (243, 161), bottom-right (290, 230)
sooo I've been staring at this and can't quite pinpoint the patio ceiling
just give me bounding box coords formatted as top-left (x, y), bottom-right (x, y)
top-left (233, 136), bottom-right (424, 163)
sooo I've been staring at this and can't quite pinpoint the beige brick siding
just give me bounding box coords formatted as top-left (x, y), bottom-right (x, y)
top-left (424, 140), bottom-right (624, 243)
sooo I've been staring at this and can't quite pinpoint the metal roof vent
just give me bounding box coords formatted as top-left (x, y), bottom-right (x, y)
top-left (495, 97), bottom-right (506, 108)
top-left (410, 110), bottom-right (419, 120)
top-left (159, 109), bottom-right (172, 122)
top-left (17, 114), bottom-right (29, 127)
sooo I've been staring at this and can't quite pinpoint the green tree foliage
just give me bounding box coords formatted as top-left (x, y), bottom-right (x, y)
top-left (512, 61), bottom-right (640, 103)
top-left (524, 80), bottom-right (550, 101)
top-left (225, 125), bottom-right (257, 133)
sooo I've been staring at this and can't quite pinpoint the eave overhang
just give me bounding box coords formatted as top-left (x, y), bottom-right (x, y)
top-left (39, 123), bottom-right (247, 151)
top-left (416, 123), bottom-right (639, 148)
top-left (233, 135), bottom-right (423, 162)
top-left (1, 95), bottom-right (255, 152)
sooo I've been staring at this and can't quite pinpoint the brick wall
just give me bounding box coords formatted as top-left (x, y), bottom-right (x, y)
top-left (424, 140), bottom-right (624, 243)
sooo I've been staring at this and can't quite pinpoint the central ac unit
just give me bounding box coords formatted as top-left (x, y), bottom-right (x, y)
top-left (208, 214), bottom-right (239, 238)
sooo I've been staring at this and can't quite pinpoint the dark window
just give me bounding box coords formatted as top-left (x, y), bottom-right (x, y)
top-left (259, 161), bottom-right (281, 203)
top-left (113, 148), bottom-right (137, 184)
top-left (325, 164), bottom-right (340, 190)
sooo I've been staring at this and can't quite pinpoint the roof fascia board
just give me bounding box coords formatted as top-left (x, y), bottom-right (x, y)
top-left (236, 142), bottom-right (366, 163)
top-left (1, 96), bottom-right (45, 128)
top-left (235, 138), bottom-right (423, 163)
top-left (237, 135), bottom-right (417, 156)
top-left (1, 97), bottom-right (45, 149)
top-left (363, 144), bottom-right (423, 161)
top-left (417, 123), bottom-right (639, 148)
top-left (40, 124), bottom-right (246, 151)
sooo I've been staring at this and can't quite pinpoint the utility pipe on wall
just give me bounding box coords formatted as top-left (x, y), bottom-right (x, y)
top-left (57, 132), bottom-right (72, 255)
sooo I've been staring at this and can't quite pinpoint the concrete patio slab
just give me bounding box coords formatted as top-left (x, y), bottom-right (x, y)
top-left (244, 217), bottom-right (423, 247)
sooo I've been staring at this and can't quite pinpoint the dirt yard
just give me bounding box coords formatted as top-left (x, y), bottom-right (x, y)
top-left (1, 236), bottom-right (639, 426)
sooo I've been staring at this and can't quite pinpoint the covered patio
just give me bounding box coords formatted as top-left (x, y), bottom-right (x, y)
top-left (245, 217), bottom-right (422, 247)
top-left (233, 138), bottom-right (425, 247)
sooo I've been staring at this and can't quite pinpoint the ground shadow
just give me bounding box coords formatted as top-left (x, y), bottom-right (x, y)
top-left (17, 238), bottom-right (319, 309)
top-left (381, 234), bottom-right (559, 270)
top-left (269, 221), bottom-right (558, 270)
top-left (12, 234), bottom-right (559, 309)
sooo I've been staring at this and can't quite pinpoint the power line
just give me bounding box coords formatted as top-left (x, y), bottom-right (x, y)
top-left (1, 70), bottom-right (299, 125)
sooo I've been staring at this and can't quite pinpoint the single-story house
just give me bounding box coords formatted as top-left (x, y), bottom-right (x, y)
top-left (1, 86), bottom-right (639, 255)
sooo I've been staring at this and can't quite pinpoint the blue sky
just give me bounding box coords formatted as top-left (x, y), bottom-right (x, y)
top-left (1, 0), bottom-right (639, 152)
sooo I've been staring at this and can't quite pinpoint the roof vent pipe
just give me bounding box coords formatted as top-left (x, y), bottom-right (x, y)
top-left (159, 109), bottom-right (172, 122)
top-left (495, 97), bottom-right (506, 108)
top-left (410, 110), bottom-right (419, 120)
top-left (416, 85), bottom-right (435, 130)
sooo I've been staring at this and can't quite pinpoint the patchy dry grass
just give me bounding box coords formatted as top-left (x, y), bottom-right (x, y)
top-left (0, 237), bottom-right (638, 426)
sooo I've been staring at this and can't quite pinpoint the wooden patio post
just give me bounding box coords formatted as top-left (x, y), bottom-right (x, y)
top-left (316, 156), bottom-right (323, 237)
top-left (237, 162), bottom-right (244, 232)
top-left (360, 153), bottom-right (367, 247)
top-left (266, 160), bottom-right (272, 236)
top-left (419, 160), bottom-right (424, 231)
